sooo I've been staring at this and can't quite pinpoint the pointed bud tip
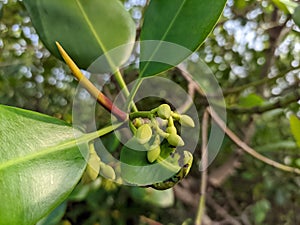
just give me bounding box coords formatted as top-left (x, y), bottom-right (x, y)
top-left (157, 104), bottom-right (171, 119)
top-left (135, 124), bottom-right (152, 144)
top-left (180, 115), bottom-right (195, 127)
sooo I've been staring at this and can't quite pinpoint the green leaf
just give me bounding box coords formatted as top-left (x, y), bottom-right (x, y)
top-left (0, 105), bottom-right (89, 225)
top-left (293, 5), bottom-right (300, 27)
top-left (251, 199), bottom-right (271, 224)
top-left (275, 0), bottom-right (298, 14)
top-left (239, 93), bottom-right (265, 108)
top-left (290, 115), bottom-right (300, 147)
top-left (23, 0), bottom-right (136, 71)
top-left (36, 202), bottom-right (67, 225)
top-left (139, 0), bottom-right (227, 77)
top-left (130, 187), bottom-right (174, 208)
top-left (120, 138), bottom-right (180, 186)
top-left (295, 158), bottom-right (300, 167)
top-left (272, 0), bottom-right (290, 13)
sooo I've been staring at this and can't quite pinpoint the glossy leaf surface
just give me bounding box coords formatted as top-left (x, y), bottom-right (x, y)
top-left (140, 0), bottom-right (227, 77)
top-left (120, 138), bottom-right (180, 186)
top-left (23, 0), bottom-right (136, 71)
top-left (0, 105), bottom-right (89, 225)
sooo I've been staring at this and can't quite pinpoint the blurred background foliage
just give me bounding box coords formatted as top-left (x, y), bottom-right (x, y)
top-left (1, 0), bottom-right (300, 224)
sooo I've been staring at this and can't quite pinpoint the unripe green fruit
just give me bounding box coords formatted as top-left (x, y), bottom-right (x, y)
top-left (179, 115), bottom-right (195, 127)
top-left (147, 145), bottom-right (161, 163)
top-left (100, 162), bottom-right (116, 180)
top-left (135, 124), bottom-right (152, 144)
top-left (157, 104), bottom-right (171, 119)
top-left (167, 133), bottom-right (184, 147)
top-left (166, 126), bottom-right (177, 134)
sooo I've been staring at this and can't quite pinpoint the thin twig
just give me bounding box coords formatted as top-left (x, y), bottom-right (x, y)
top-left (228, 88), bottom-right (300, 114)
top-left (206, 195), bottom-right (241, 225)
top-left (207, 107), bottom-right (300, 175)
top-left (195, 109), bottom-right (209, 225)
top-left (223, 67), bottom-right (300, 96)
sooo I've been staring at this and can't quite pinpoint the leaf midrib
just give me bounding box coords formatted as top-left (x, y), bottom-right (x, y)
top-left (75, 0), bottom-right (116, 68)
top-left (0, 122), bottom-right (123, 171)
top-left (0, 134), bottom-right (88, 171)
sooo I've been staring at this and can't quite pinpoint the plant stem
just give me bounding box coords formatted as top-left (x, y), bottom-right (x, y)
top-left (195, 109), bottom-right (209, 225)
top-left (223, 67), bottom-right (300, 96)
top-left (56, 42), bottom-right (128, 121)
top-left (129, 111), bottom-right (153, 120)
top-left (126, 78), bottom-right (143, 112)
top-left (114, 69), bottom-right (138, 112)
top-left (228, 88), bottom-right (300, 114)
top-left (207, 107), bottom-right (300, 175)
top-left (76, 122), bottom-right (125, 144)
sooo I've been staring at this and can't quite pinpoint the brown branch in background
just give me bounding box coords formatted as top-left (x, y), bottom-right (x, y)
top-left (195, 109), bottom-right (209, 225)
top-left (206, 195), bottom-right (242, 225)
top-left (208, 107), bottom-right (300, 175)
top-left (208, 155), bottom-right (241, 188)
top-left (140, 216), bottom-right (163, 225)
top-left (223, 67), bottom-right (300, 96)
top-left (209, 119), bottom-right (256, 188)
top-left (56, 42), bottom-right (128, 121)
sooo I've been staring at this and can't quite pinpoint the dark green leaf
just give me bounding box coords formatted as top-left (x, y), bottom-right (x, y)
top-left (293, 5), bottom-right (300, 27)
top-left (120, 138), bottom-right (180, 186)
top-left (0, 105), bottom-right (89, 225)
top-left (23, 0), bottom-right (136, 71)
top-left (140, 0), bottom-right (227, 77)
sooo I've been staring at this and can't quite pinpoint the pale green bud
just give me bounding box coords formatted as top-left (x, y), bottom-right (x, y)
top-left (135, 124), bottom-right (152, 144)
top-left (166, 126), bottom-right (177, 134)
top-left (157, 104), bottom-right (171, 119)
top-left (147, 145), bottom-right (161, 163)
top-left (82, 143), bottom-right (100, 183)
top-left (167, 133), bottom-right (184, 147)
top-left (179, 115), bottom-right (195, 127)
top-left (100, 162), bottom-right (116, 180)
top-left (133, 118), bottom-right (144, 128)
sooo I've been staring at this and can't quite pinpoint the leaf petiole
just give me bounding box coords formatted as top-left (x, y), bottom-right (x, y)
top-left (56, 42), bottom-right (128, 121)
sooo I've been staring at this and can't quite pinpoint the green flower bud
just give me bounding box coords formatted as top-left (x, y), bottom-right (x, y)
top-left (133, 118), bottom-right (144, 128)
top-left (135, 124), bottom-right (152, 144)
top-left (157, 104), bottom-right (171, 119)
top-left (82, 143), bottom-right (100, 183)
top-left (179, 115), bottom-right (195, 127)
top-left (166, 126), bottom-right (177, 134)
top-left (167, 133), bottom-right (184, 147)
top-left (100, 162), bottom-right (116, 180)
top-left (147, 145), bottom-right (161, 163)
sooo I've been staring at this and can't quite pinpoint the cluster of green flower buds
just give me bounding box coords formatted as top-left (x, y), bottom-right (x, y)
top-left (82, 143), bottom-right (116, 183)
top-left (129, 104), bottom-right (195, 164)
